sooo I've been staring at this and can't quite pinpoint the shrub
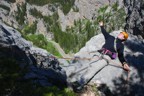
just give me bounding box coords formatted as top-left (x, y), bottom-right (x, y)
top-left (15, 3), bottom-right (26, 25)
top-left (25, 34), bottom-right (61, 57)
top-left (26, 0), bottom-right (75, 15)
top-left (96, 2), bottom-right (126, 32)
top-left (43, 12), bottom-right (59, 32)
top-left (52, 19), bottom-right (97, 53)
top-left (22, 22), bottom-right (37, 35)
top-left (29, 8), bottom-right (43, 18)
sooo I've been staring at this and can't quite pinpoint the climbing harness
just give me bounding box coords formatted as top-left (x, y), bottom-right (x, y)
top-left (69, 50), bottom-right (130, 92)
top-left (98, 48), bottom-right (117, 59)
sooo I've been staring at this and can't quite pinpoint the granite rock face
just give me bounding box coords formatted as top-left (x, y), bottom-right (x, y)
top-left (75, 0), bottom-right (123, 19)
top-left (0, 22), bottom-right (67, 89)
top-left (63, 30), bottom-right (144, 95)
top-left (124, 0), bottom-right (144, 39)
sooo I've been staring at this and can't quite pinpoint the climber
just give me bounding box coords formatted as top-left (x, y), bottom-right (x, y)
top-left (97, 21), bottom-right (130, 71)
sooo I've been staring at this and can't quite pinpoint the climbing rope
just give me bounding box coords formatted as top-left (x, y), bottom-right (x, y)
top-left (69, 54), bottom-right (103, 78)
top-left (102, 56), bottom-right (131, 81)
top-left (58, 51), bottom-right (130, 82)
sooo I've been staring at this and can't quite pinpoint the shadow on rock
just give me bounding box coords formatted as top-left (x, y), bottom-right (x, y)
top-left (110, 39), bottom-right (144, 96)
top-left (0, 44), bottom-right (67, 96)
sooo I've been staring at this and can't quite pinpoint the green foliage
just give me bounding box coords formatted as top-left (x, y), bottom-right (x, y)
top-left (43, 12), bottom-right (59, 31)
top-left (0, 4), bottom-right (10, 11)
top-left (29, 8), bottom-right (59, 32)
top-left (26, 0), bottom-right (51, 5)
top-left (18, 1), bottom-right (125, 55)
top-left (112, 1), bottom-right (118, 11)
top-left (73, 6), bottom-right (79, 12)
top-left (39, 87), bottom-right (76, 96)
top-left (22, 22), bottom-right (37, 35)
top-left (15, 3), bottom-right (26, 25)
top-left (29, 8), bottom-right (43, 18)
top-left (19, 12), bottom-right (61, 57)
top-left (0, 57), bottom-right (76, 96)
top-left (26, 0), bottom-right (75, 14)
top-left (52, 19), bottom-right (97, 53)
top-left (0, 57), bottom-right (20, 95)
top-left (55, 2), bottom-right (126, 53)
top-left (53, 29), bottom-right (79, 53)
top-left (97, 5), bottom-right (109, 22)
top-left (25, 34), bottom-right (61, 57)
top-left (60, 0), bottom-right (75, 15)
top-left (26, 34), bottom-right (47, 47)
top-left (86, 20), bottom-right (95, 40)
top-left (96, 2), bottom-right (126, 32)
top-left (19, 86), bottom-right (76, 96)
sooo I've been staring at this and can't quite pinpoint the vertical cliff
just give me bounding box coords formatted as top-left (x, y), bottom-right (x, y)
top-left (0, 22), bottom-right (68, 95)
top-left (124, 0), bottom-right (144, 39)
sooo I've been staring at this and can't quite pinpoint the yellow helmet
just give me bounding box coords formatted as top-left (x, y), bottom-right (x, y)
top-left (121, 31), bottom-right (128, 40)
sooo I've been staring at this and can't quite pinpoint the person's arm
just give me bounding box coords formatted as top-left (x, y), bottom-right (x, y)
top-left (99, 21), bottom-right (110, 39)
top-left (117, 46), bottom-right (130, 71)
top-left (118, 48), bottom-right (126, 65)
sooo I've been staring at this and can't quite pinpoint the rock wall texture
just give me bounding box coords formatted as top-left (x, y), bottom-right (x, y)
top-left (0, 22), bottom-right (67, 89)
top-left (63, 29), bottom-right (144, 95)
top-left (124, 0), bottom-right (144, 39)
top-left (75, 0), bottom-right (123, 19)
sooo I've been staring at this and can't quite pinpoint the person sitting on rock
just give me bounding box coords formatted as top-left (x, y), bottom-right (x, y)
top-left (98, 21), bottom-right (130, 71)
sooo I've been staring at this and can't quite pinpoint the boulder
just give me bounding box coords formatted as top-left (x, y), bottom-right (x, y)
top-left (0, 21), bottom-right (67, 89)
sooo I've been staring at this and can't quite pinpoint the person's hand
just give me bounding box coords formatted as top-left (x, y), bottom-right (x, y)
top-left (123, 63), bottom-right (130, 72)
top-left (99, 21), bottom-right (104, 26)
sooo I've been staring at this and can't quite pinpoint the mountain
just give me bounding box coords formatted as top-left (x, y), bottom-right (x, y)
top-left (0, 0), bottom-right (144, 96)
top-left (0, 0), bottom-right (126, 54)
top-left (1, 18), bottom-right (144, 96)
